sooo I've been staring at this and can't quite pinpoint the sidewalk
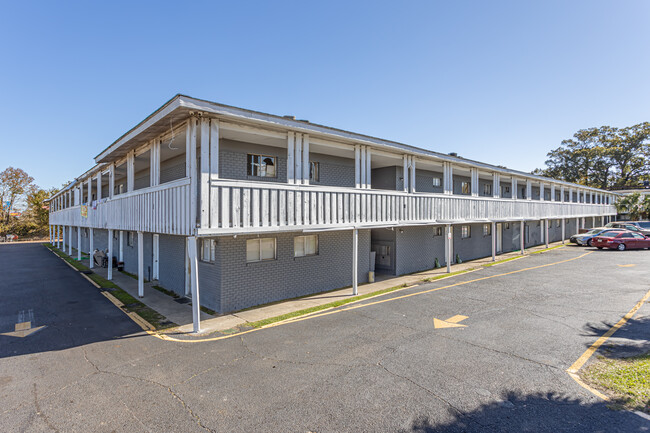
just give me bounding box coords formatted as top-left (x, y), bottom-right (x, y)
top-left (71, 241), bottom-right (567, 336)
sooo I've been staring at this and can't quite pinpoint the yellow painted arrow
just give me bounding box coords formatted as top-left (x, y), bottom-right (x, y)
top-left (617, 264), bottom-right (636, 268)
top-left (1, 321), bottom-right (46, 338)
top-left (433, 315), bottom-right (468, 329)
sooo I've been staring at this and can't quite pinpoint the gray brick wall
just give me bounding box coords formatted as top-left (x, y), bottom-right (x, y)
top-left (394, 226), bottom-right (446, 274)
top-left (310, 153), bottom-right (355, 188)
top-left (122, 232), bottom-right (154, 281)
top-left (160, 154), bottom-right (186, 184)
top-left (158, 234), bottom-right (186, 297)
top-left (214, 229), bottom-right (370, 313)
top-left (453, 175), bottom-right (471, 195)
top-left (134, 169), bottom-right (150, 190)
top-left (453, 223), bottom-right (492, 262)
top-left (500, 182), bottom-right (512, 198)
top-left (372, 166), bottom-right (397, 191)
top-left (220, 139), bottom-right (287, 183)
top-left (415, 169), bottom-right (444, 194)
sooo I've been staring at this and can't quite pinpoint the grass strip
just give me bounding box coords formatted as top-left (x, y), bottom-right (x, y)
top-left (482, 256), bottom-right (522, 267)
top-left (43, 243), bottom-right (175, 330)
top-left (529, 244), bottom-right (565, 254)
top-left (244, 283), bottom-right (409, 329)
top-left (582, 352), bottom-right (650, 413)
top-left (421, 269), bottom-right (470, 282)
top-left (152, 285), bottom-right (180, 299)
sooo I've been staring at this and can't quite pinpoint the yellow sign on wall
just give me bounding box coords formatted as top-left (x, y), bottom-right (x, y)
top-left (81, 205), bottom-right (88, 218)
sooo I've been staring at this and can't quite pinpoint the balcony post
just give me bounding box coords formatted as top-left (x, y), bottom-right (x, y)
top-left (151, 138), bottom-right (161, 187)
top-left (443, 162), bottom-right (453, 195)
top-left (294, 133), bottom-right (303, 184)
top-left (127, 151), bottom-right (135, 192)
top-left (470, 168), bottom-right (479, 197)
top-left (550, 184), bottom-right (555, 202)
top-left (200, 118), bottom-right (210, 228)
top-left (138, 231), bottom-right (144, 298)
top-left (545, 219), bottom-right (549, 248)
top-left (119, 231), bottom-right (124, 262)
top-left (511, 178), bottom-right (517, 200)
top-left (62, 226), bottom-right (66, 252)
top-left (360, 145), bottom-right (366, 188)
top-left (526, 179), bottom-right (532, 200)
top-left (89, 228), bottom-right (94, 269)
top-left (492, 172), bottom-right (500, 198)
top-left (109, 164), bottom-right (115, 199)
top-left (403, 155), bottom-right (409, 192)
top-left (491, 221), bottom-right (496, 262)
top-left (352, 228), bottom-right (358, 295)
top-left (302, 134), bottom-right (310, 185)
top-left (561, 218), bottom-right (565, 244)
top-left (77, 226), bottom-right (81, 260)
top-left (287, 132), bottom-right (295, 184)
top-left (410, 156), bottom-right (416, 193)
top-left (188, 236), bottom-right (201, 333)
top-left (365, 147), bottom-right (371, 189)
top-left (540, 220), bottom-right (544, 246)
top-left (96, 172), bottom-right (102, 201)
top-left (107, 229), bottom-right (113, 281)
top-left (445, 224), bottom-right (452, 273)
top-left (520, 221), bottom-right (525, 254)
top-left (539, 183), bottom-right (545, 201)
top-left (68, 226), bottom-right (72, 255)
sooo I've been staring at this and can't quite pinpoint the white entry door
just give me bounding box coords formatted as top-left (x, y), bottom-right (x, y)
top-left (496, 223), bottom-right (503, 253)
top-left (152, 234), bottom-right (159, 280)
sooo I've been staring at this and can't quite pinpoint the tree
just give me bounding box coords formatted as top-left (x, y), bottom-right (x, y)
top-left (0, 167), bottom-right (34, 223)
top-left (614, 192), bottom-right (650, 220)
top-left (26, 186), bottom-right (57, 230)
top-left (536, 122), bottom-right (650, 188)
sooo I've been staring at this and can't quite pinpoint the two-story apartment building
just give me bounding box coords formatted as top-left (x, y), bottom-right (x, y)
top-left (48, 95), bottom-right (617, 331)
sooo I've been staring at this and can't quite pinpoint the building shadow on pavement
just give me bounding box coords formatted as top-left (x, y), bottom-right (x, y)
top-left (399, 391), bottom-right (648, 433)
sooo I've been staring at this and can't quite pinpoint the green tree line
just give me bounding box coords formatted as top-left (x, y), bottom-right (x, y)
top-left (534, 122), bottom-right (650, 189)
top-left (0, 167), bottom-right (58, 239)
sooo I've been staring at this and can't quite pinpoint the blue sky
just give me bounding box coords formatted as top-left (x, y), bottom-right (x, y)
top-left (1, 1), bottom-right (648, 190)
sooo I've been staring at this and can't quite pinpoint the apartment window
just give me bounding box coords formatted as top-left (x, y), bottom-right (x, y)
top-left (503, 186), bottom-right (510, 195)
top-left (556, 219), bottom-right (561, 228)
top-left (434, 226), bottom-right (443, 236)
top-left (521, 188), bottom-right (527, 199)
top-left (461, 225), bottom-right (471, 239)
top-left (246, 238), bottom-right (276, 262)
top-left (483, 183), bottom-right (492, 196)
top-left (432, 177), bottom-right (441, 187)
top-left (310, 162), bottom-right (320, 182)
top-left (505, 222), bottom-right (510, 230)
top-left (201, 239), bottom-right (217, 263)
top-left (113, 231), bottom-right (119, 240)
top-left (247, 154), bottom-right (276, 178)
top-left (127, 231), bottom-right (134, 247)
top-left (461, 181), bottom-right (470, 194)
top-left (294, 235), bottom-right (318, 257)
top-left (483, 224), bottom-right (491, 236)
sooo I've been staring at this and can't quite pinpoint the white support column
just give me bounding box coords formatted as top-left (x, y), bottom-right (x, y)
top-left (152, 234), bottom-right (159, 280)
top-left (540, 220), bottom-right (544, 245)
top-left (89, 228), bottom-right (94, 268)
top-left (561, 218), bottom-right (566, 244)
top-left (470, 168), bottom-right (479, 197)
top-left (520, 221), bottom-right (525, 254)
top-left (550, 184), bottom-right (555, 202)
top-left (545, 219), bottom-right (549, 248)
top-left (360, 146), bottom-right (366, 188)
top-left (188, 236), bottom-right (201, 333)
top-left (62, 226), bottom-right (66, 251)
top-left (96, 172), bottom-right (102, 201)
top-left (287, 132), bottom-right (295, 184)
top-left (210, 118), bottom-right (219, 182)
top-left (539, 183), bottom-right (545, 201)
top-left (200, 118), bottom-right (210, 228)
top-left (581, 217), bottom-right (585, 229)
top-left (492, 173), bottom-right (500, 198)
top-left (87, 178), bottom-right (91, 204)
top-left (526, 179), bottom-right (532, 200)
top-left (352, 228), bottom-right (358, 295)
top-left (511, 178), bottom-right (518, 200)
top-left (68, 226), bottom-right (72, 255)
top-left (294, 133), bottom-right (303, 185)
top-left (569, 188), bottom-right (573, 203)
top-left (302, 134), bottom-right (310, 185)
top-left (561, 185), bottom-right (566, 202)
top-left (592, 216), bottom-right (596, 227)
top-left (119, 231), bottom-right (124, 262)
top-left (446, 224), bottom-right (452, 273)
top-left (354, 145), bottom-right (360, 188)
top-left (126, 151), bottom-right (135, 192)
top-left (151, 138), bottom-right (161, 187)
top-left (491, 221), bottom-right (496, 262)
top-left (107, 229), bottom-right (113, 281)
top-left (188, 117), bottom-right (198, 231)
top-left (137, 231), bottom-right (144, 298)
top-left (365, 147), bottom-right (371, 189)
top-left (109, 164), bottom-right (115, 199)
top-left (403, 155), bottom-right (409, 192)
top-left (409, 156), bottom-right (416, 193)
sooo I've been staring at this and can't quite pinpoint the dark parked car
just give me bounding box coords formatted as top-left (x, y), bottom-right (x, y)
top-left (570, 228), bottom-right (628, 246)
top-left (592, 231), bottom-right (650, 251)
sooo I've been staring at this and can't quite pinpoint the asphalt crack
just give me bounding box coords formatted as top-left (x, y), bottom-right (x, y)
top-left (32, 383), bottom-right (60, 433)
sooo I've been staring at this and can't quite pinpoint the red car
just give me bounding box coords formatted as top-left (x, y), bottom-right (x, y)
top-left (592, 231), bottom-right (650, 251)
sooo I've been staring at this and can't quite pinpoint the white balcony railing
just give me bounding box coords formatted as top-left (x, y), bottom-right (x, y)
top-left (49, 178), bottom-right (192, 235)
top-left (200, 179), bottom-right (616, 235)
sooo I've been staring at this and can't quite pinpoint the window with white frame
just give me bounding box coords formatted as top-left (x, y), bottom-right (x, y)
top-left (432, 177), bottom-right (441, 187)
top-left (434, 226), bottom-right (443, 236)
top-left (505, 222), bottom-right (510, 230)
top-left (483, 224), bottom-right (491, 236)
top-left (461, 181), bottom-right (470, 194)
top-left (201, 239), bottom-right (217, 263)
top-left (294, 235), bottom-right (318, 257)
top-left (556, 219), bottom-right (561, 228)
top-left (127, 231), bottom-right (134, 246)
top-left (310, 162), bottom-right (320, 182)
top-left (461, 225), bottom-right (471, 239)
top-left (247, 154), bottom-right (276, 177)
top-left (246, 238), bottom-right (276, 262)
top-left (503, 185), bottom-right (510, 195)
top-left (483, 183), bottom-right (492, 196)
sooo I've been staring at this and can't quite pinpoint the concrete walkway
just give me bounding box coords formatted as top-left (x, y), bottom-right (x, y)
top-left (68, 241), bottom-right (569, 335)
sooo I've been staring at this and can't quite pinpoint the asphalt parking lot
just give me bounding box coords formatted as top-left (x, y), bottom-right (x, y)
top-left (1, 243), bottom-right (649, 432)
